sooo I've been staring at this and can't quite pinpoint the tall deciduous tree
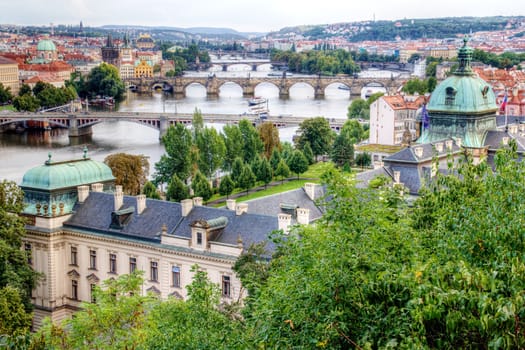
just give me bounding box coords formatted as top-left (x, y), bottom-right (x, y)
top-left (237, 165), bottom-right (256, 195)
top-left (0, 82), bottom-right (13, 104)
top-left (196, 127), bottom-right (226, 179)
top-left (222, 124), bottom-right (244, 171)
top-left (104, 153), bottom-right (149, 195)
top-left (269, 148), bottom-right (282, 172)
top-left (256, 157), bottom-right (273, 189)
top-left (218, 175), bottom-right (235, 199)
top-left (0, 181), bottom-right (39, 336)
top-left (85, 62), bottom-right (126, 99)
top-left (274, 159), bottom-right (290, 184)
top-left (142, 181), bottom-right (161, 200)
top-left (166, 174), bottom-right (189, 202)
top-left (347, 98), bottom-right (369, 119)
top-left (295, 117), bottom-right (334, 160)
top-left (286, 150), bottom-right (309, 179)
top-left (230, 157), bottom-right (244, 185)
top-left (257, 122), bottom-right (281, 159)
top-left (191, 171), bottom-right (212, 203)
top-left (239, 119), bottom-right (263, 164)
top-left (154, 123), bottom-right (192, 187)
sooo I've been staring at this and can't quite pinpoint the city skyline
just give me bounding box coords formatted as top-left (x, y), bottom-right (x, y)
top-left (2, 0), bottom-right (524, 33)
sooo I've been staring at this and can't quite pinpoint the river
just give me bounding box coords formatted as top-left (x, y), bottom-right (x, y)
top-left (0, 67), bottom-right (394, 183)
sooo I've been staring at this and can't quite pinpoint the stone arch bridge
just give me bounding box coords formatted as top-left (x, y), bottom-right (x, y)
top-left (126, 75), bottom-right (402, 99)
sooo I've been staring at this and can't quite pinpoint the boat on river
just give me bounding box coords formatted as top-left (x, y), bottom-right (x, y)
top-left (248, 97), bottom-right (267, 106)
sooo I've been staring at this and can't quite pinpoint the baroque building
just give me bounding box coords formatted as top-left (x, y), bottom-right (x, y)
top-left (20, 151), bottom-right (322, 328)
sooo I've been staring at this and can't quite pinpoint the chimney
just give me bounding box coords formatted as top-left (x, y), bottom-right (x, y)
top-left (236, 203), bottom-right (248, 216)
top-left (136, 194), bottom-right (146, 214)
top-left (414, 147), bottom-right (423, 158)
top-left (304, 183), bottom-right (316, 201)
top-left (114, 185), bottom-right (123, 211)
top-left (226, 199), bottom-right (236, 211)
top-left (445, 139), bottom-right (453, 151)
top-left (296, 208), bottom-right (310, 225)
top-left (455, 138), bottom-right (462, 148)
top-left (91, 183), bottom-right (103, 192)
top-left (393, 171), bottom-right (400, 183)
top-left (77, 185), bottom-right (89, 203)
top-left (434, 142), bottom-right (443, 153)
top-left (502, 136), bottom-right (509, 145)
top-left (181, 199), bottom-right (193, 217)
top-left (278, 213), bottom-right (292, 234)
top-left (193, 197), bottom-right (203, 207)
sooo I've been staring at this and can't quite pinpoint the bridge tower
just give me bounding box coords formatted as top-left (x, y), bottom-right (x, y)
top-left (68, 115), bottom-right (92, 138)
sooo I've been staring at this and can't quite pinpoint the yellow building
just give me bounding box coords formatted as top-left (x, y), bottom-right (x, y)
top-left (0, 56), bottom-right (20, 96)
top-left (134, 59), bottom-right (153, 78)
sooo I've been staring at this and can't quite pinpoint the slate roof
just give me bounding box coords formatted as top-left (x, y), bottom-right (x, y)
top-left (354, 167), bottom-right (390, 189)
top-left (243, 186), bottom-right (325, 223)
top-left (484, 130), bottom-right (525, 152)
top-left (63, 191), bottom-right (278, 253)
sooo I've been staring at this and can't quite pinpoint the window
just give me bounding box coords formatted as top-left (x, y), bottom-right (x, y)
top-left (172, 266), bottom-right (181, 288)
top-left (150, 261), bottom-right (158, 282)
top-left (70, 246), bottom-right (77, 266)
top-left (71, 280), bottom-right (78, 300)
top-left (24, 243), bottom-right (32, 265)
top-left (222, 275), bottom-right (231, 298)
top-left (129, 257), bottom-right (137, 273)
top-left (90, 284), bottom-right (96, 303)
top-left (89, 250), bottom-right (97, 270)
top-left (196, 232), bottom-right (202, 245)
top-left (109, 253), bottom-right (117, 274)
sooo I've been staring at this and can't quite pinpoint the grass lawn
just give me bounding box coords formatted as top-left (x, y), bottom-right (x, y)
top-left (0, 105), bottom-right (16, 112)
top-left (208, 162), bottom-right (333, 207)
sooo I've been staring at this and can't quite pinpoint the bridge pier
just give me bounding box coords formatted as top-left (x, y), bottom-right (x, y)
top-left (242, 85), bottom-right (255, 97)
top-left (159, 115), bottom-right (168, 140)
top-left (68, 115), bottom-right (93, 138)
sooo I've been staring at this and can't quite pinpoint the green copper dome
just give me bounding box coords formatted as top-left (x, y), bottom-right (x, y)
top-left (427, 37), bottom-right (498, 115)
top-left (21, 156), bottom-right (115, 191)
top-left (37, 39), bottom-right (56, 52)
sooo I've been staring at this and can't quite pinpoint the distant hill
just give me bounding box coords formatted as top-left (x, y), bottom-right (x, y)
top-left (100, 25), bottom-right (265, 40)
top-left (268, 16), bottom-right (525, 42)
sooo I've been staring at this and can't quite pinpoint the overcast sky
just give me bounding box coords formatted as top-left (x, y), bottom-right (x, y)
top-left (2, 0), bottom-right (523, 33)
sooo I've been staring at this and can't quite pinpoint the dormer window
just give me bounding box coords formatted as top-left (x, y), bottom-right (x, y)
top-left (445, 87), bottom-right (457, 106)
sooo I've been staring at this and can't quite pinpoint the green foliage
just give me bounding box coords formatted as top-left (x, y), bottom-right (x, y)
top-left (85, 62), bottom-right (125, 99)
top-left (191, 171), bottom-right (212, 202)
top-left (354, 152), bottom-right (372, 168)
top-left (142, 181), bottom-right (161, 200)
top-left (239, 119), bottom-right (264, 164)
top-left (18, 84), bottom-right (31, 97)
top-left (271, 49), bottom-right (359, 75)
top-left (31, 81), bottom-right (76, 109)
top-left (12, 94), bottom-right (39, 112)
top-left (0, 83), bottom-right (13, 104)
top-left (166, 174), bottom-right (189, 202)
top-left (274, 159), bottom-right (290, 183)
top-left (347, 98), bottom-right (369, 119)
top-left (0, 181), bottom-right (39, 332)
top-left (473, 48), bottom-right (525, 69)
top-left (237, 165), bottom-right (256, 195)
top-left (255, 157), bottom-right (273, 188)
top-left (222, 124), bottom-right (244, 171)
top-left (230, 157), bottom-right (244, 185)
top-left (295, 117), bottom-right (335, 158)
top-left (286, 150), bottom-right (309, 179)
top-left (195, 127), bottom-right (226, 179)
top-left (218, 175), bottom-right (235, 198)
top-left (154, 123), bottom-right (193, 186)
top-left (104, 153), bottom-right (149, 195)
top-left (330, 130), bottom-right (355, 168)
top-left (402, 77), bottom-right (436, 94)
top-left (257, 122), bottom-right (281, 159)
top-left (302, 142), bottom-right (315, 165)
top-left (269, 148), bottom-right (282, 172)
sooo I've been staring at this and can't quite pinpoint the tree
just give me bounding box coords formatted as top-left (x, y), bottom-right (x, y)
top-left (347, 98), bottom-right (369, 119)
top-left (196, 127), bottom-right (226, 179)
top-left (366, 92), bottom-right (384, 106)
top-left (154, 123), bottom-right (193, 187)
top-left (257, 122), bottom-right (281, 159)
top-left (237, 165), bottom-right (256, 195)
top-left (274, 159), bottom-right (290, 184)
top-left (222, 125), bottom-right (244, 171)
top-left (142, 181), bottom-right (161, 200)
top-left (192, 107), bottom-right (204, 137)
top-left (104, 153), bottom-right (149, 195)
top-left (85, 62), bottom-right (125, 100)
top-left (256, 157), bottom-right (273, 189)
top-left (18, 84), bottom-right (31, 97)
top-left (355, 152), bottom-right (371, 168)
top-left (330, 131), bottom-right (355, 168)
top-left (0, 181), bottom-right (39, 336)
top-left (302, 142), bottom-right (314, 165)
top-left (12, 94), bottom-right (39, 112)
top-left (0, 83), bottom-right (13, 104)
top-left (166, 174), bottom-right (189, 202)
top-left (218, 175), bottom-right (235, 199)
top-left (191, 171), bottom-right (212, 203)
top-left (34, 271), bottom-right (156, 349)
top-left (239, 119), bottom-right (263, 164)
top-left (269, 148), bottom-right (282, 172)
top-left (402, 77), bottom-right (429, 95)
top-left (230, 157), bottom-right (244, 185)
top-left (295, 117), bottom-right (335, 160)
top-left (286, 150), bottom-right (309, 179)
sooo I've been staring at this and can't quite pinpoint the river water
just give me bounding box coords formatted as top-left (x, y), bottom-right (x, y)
top-left (0, 66), bottom-right (393, 183)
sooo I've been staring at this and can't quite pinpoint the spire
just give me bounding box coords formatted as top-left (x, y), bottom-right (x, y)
top-left (106, 33), bottom-right (113, 47)
top-left (454, 36), bottom-right (474, 76)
